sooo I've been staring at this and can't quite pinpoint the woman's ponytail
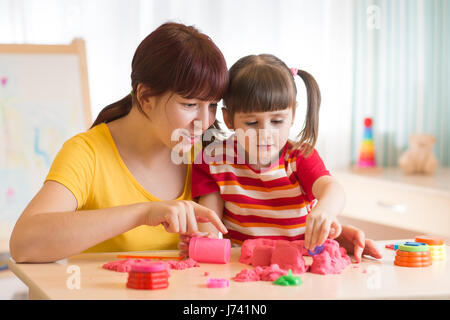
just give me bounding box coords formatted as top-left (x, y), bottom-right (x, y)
top-left (91, 94), bottom-right (133, 128)
top-left (293, 69), bottom-right (321, 157)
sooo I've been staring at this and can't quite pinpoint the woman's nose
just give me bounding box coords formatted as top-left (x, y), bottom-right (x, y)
top-left (197, 106), bottom-right (212, 131)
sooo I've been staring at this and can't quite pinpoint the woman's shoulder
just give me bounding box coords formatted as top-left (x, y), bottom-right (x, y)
top-left (63, 123), bottom-right (111, 153)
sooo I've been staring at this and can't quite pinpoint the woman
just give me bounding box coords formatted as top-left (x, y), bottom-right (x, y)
top-left (9, 22), bottom-right (381, 263)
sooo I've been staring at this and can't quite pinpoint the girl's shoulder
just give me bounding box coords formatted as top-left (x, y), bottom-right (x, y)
top-left (283, 140), bottom-right (320, 163)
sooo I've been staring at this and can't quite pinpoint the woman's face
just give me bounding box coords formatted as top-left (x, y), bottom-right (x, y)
top-left (148, 91), bottom-right (219, 154)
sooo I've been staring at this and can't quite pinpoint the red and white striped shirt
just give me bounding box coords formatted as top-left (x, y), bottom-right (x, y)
top-left (192, 136), bottom-right (330, 245)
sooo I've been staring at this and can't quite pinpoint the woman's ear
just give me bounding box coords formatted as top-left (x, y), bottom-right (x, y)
top-left (136, 83), bottom-right (154, 114)
top-left (222, 108), bottom-right (234, 130)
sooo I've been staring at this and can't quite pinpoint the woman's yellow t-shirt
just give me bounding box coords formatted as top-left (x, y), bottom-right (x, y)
top-left (45, 123), bottom-right (191, 253)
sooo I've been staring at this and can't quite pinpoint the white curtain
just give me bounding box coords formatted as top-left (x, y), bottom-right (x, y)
top-left (0, 0), bottom-right (354, 169)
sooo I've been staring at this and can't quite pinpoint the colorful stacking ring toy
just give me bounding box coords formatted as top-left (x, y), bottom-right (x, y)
top-left (394, 242), bottom-right (432, 267)
top-left (415, 235), bottom-right (446, 261)
top-left (126, 261), bottom-right (169, 290)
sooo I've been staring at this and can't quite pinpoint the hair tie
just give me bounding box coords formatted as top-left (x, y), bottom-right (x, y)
top-left (290, 68), bottom-right (298, 77)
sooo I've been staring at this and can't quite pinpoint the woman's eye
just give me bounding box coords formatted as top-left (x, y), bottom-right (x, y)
top-left (245, 121), bottom-right (258, 126)
top-left (183, 103), bottom-right (197, 107)
top-left (272, 119), bottom-right (284, 124)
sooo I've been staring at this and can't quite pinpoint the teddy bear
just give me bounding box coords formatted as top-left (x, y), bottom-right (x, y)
top-left (398, 134), bottom-right (438, 175)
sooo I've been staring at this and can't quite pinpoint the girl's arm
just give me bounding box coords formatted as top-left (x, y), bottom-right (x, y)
top-left (304, 175), bottom-right (346, 250)
top-left (10, 181), bottom-right (226, 263)
top-left (197, 192), bottom-right (225, 237)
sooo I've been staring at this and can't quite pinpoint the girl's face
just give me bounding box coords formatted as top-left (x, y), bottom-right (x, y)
top-left (223, 108), bottom-right (294, 168)
top-left (148, 91), bottom-right (218, 154)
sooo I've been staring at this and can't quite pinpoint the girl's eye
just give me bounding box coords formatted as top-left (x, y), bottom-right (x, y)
top-left (245, 121), bottom-right (258, 126)
top-left (272, 119), bottom-right (284, 124)
top-left (184, 103), bottom-right (197, 107)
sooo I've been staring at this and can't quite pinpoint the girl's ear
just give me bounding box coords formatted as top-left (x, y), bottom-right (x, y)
top-left (222, 108), bottom-right (234, 130)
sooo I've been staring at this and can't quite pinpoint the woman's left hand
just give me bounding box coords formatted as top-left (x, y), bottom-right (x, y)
top-left (336, 225), bottom-right (383, 263)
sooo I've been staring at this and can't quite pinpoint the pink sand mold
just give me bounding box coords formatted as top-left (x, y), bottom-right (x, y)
top-left (237, 239), bottom-right (351, 277)
top-left (102, 258), bottom-right (199, 273)
top-left (206, 278), bottom-right (230, 288)
top-left (189, 237), bottom-right (231, 264)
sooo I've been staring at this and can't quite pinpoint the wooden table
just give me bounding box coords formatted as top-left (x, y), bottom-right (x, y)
top-left (8, 240), bottom-right (450, 300)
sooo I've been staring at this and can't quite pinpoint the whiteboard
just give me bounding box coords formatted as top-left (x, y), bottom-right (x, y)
top-left (0, 39), bottom-right (91, 239)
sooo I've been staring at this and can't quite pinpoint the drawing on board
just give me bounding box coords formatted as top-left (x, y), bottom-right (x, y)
top-left (0, 39), bottom-right (91, 238)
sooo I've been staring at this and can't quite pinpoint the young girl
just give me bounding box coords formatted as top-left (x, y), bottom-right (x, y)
top-left (191, 54), bottom-right (346, 252)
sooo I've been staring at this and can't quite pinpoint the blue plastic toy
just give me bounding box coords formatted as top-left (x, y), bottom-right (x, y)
top-left (307, 245), bottom-right (324, 256)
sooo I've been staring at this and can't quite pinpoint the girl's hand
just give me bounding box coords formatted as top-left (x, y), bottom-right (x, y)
top-left (336, 225), bottom-right (383, 263)
top-left (178, 231), bottom-right (218, 259)
top-left (144, 200), bottom-right (228, 235)
top-left (304, 207), bottom-right (342, 251)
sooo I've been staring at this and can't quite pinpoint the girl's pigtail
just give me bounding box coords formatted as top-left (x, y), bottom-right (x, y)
top-left (293, 69), bottom-right (321, 157)
top-left (91, 93), bottom-right (133, 128)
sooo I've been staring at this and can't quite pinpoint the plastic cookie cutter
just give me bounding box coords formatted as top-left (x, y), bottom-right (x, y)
top-left (273, 270), bottom-right (302, 286)
top-left (126, 262), bottom-right (169, 290)
top-left (307, 244), bottom-right (324, 256)
top-left (206, 278), bottom-right (229, 288)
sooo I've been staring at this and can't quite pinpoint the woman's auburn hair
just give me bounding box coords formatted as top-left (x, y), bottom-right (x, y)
top-left (222, 54), bottom-right (321, 157)
top-left (91, 22), bottom-right (229, 127)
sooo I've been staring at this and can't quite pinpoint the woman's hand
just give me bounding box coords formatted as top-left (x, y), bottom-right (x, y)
top-left (336, 225), bottom-right (383, 263)
top-left (144, 200), bottom-right (228, 235)
top-left (304, 207), bottom-right (342, 251)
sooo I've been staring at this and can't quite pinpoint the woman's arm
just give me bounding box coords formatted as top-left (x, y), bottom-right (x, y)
top-left (9, 181), bottom-right (147, 262)
top-left (10, 181), bottom-right (227, 263)
top-left (304, 175), bottom-right (346, 250)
